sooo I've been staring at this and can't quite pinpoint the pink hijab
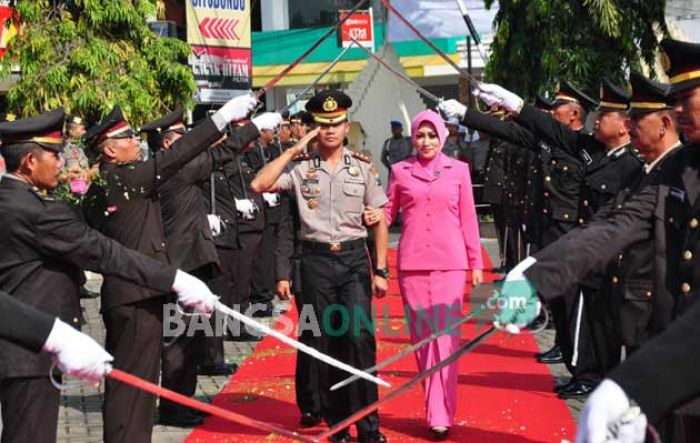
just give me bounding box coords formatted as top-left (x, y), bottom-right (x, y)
top-left (410, 110), bottom-right (449, 173)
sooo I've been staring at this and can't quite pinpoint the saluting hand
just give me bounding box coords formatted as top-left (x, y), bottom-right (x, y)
top-left (286, 127), bottom-right (320, 157)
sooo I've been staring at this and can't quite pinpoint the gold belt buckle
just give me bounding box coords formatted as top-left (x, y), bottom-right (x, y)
top-left (329, 242), bottom-right (342, 252)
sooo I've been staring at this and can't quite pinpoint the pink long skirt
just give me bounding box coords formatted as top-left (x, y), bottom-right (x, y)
top-left (398, 269), bottom-right (467, 428)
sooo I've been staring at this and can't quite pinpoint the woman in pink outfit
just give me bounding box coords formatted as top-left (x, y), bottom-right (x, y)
top-left (384, 110), bottom-right (483, 440)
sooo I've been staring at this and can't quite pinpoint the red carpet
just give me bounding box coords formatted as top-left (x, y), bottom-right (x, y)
top-left (186, 247), bottom-right (575, 442)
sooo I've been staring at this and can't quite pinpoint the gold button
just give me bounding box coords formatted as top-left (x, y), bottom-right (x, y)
top-left (578, 218), bottom-right (585, 225)
top-left (690, 218), bottom-right (699, 229)
top-left (73, 317), bottom-right (79, 324)
top-left (612, 276), bottom-right (619, 284)
top-left (618, 253), bottom-right (624, 260)
top-left (669, 217), bottom-right (675, 223)
top-left (544, 191), bottom-right (550, 197)
top-left (545, 176), bottom-right (551, 182)
top-left (583, 200), bottom-right (589, 207)
top-left (563, 213), bottom-right (569, 219)
top-left (645, 291), bottom-right (652, 298)
top-left (684, 250), bottom-right (693, 261)
top-left (601, 184), bottom-right (607, 190)
top-left (543, 208), bottom-right (548, 214)
top-left (682, 283), bottom-right (691, 294)
top-left (563, 166), bottom-right (569, 172)
top-left (161, 242), bottom-right (166, 248)
top-left (551, 160), bottom-right (557, 165)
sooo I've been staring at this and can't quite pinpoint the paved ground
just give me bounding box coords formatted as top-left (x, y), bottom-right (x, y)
top-left (42, 227), bottom-right (584, 442)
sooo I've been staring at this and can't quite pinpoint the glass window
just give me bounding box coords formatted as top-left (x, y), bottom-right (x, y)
top-left (288, 0), bottom-right (344, 29)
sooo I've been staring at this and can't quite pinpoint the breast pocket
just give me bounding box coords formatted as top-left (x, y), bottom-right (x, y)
top-left (343, 182), bottom-right (365, 213)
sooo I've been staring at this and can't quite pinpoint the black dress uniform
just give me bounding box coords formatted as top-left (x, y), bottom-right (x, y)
top-left (273, 91), bottom-right (388, 442)
top-left (0, 109), bottom-right (177, 443)
top-left (141, 109), bottom-right (260, 421)
top-left (82, 106), bottom-right (225, 443)
top-left (524, 39), bottom-right (700, 437)
top-left (230, 143), bottom-right (266, 330)
top-left (481, 133), bottom-right (508, 268)
top-left (250, 139), bottom-right (285, 313)
top-left (0, 291), bottom-right (54, 352)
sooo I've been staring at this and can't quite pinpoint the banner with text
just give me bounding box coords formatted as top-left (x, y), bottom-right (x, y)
top-left (186, 0), bottom-right (252, 102)
top-left (339, 9), bottom-right (374, 51)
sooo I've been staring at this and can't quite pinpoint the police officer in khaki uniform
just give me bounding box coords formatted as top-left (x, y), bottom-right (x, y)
top-left (252, 90), bottom-right (389, 443)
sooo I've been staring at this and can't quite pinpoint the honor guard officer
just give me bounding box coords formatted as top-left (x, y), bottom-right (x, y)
top-left (495, 38), bottom-right (700, 443)
top-left (82, 94), bottom-right (256, 443)
top-left (251, 90), bottom-right (390, 443)
top-left (0, 108), bottom-right (213, 443)
top-left (141, 108), bottom-right (273, 425)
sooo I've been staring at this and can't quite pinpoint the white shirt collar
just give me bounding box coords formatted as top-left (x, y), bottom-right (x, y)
top-left (644, 141), bottom-right (682, 173)
top-left (606, 142), bottom-right (629, 157)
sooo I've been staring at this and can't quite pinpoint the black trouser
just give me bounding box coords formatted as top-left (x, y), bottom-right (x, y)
top-left (491, 203), bottom-right (506, 267)
top-left (294, 287), bottom-right (321, 416)
top-left (0, 376), bottom-right (59, 443)
top-left (234, 232), bottom-right (262, 334)
top-left (201, 247), bottom-right (241, 366)
top-left (103, 297), bottom-right (163, 443)
top-left (251, 221), bottom-right (279, 305)
top-left (504, 223), bottom-right (526, 271)
top-left (300, 245), bottom-right (379, 437)
top-left (570, 285), bottom-right (603, 385)
top-left (160, 268), bottom-right (210, 417)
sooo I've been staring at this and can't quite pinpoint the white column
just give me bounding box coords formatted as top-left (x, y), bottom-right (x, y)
top-left (261, 0), bottom-right (289, 31)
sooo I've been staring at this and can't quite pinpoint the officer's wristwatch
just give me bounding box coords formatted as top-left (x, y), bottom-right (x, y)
top-left (374, 267), bottom-right (390, 279)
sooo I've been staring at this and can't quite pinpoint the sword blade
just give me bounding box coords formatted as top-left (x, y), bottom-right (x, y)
top-left (281, 41), bottom-right (357, 114)
top-left (380, 0), bottom-right (478, 84)
top-left (317, 326), bottom-right (498, 440)
top-left (330, 303), bottom-right (488, 391)
top-left (215, 302), bottom-right (391, 388)
top-left (256, 0), bottom-right (368, 98)
top-left (347, 35), bottom-right (441, 103)
top-left (107, 368), bottom-right (317, 442)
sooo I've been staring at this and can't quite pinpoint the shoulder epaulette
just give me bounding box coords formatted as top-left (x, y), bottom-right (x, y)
top-left (29, 186), bottom-right (55, 202)
top-left (292, 152), bottom-right (312, 162)
top-left (351, 151), bottom-right (371, 163)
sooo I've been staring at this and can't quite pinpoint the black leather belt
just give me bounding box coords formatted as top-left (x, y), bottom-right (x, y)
top-left (301, 239), bottom-right (366, 253)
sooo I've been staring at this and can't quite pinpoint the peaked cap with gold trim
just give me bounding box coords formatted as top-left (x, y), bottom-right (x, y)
top-left (84, 106), bottom-right (136, 148)
top-left (0, 107), bottom-right (65, 153)
top-left (661, 39), bottom-right (700, 95)
top-left (534, 94), bottom-right (554, 111)
top-left (553, 79), bottom-right (599, 111)
top-left (628, 71), bottom-right (672, 116)
top-left (598, 78), bottom-right (630, 112)
top-left (305, 90), bottom-right (352, 125)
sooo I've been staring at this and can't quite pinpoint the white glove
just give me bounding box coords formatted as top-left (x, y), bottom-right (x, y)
top-left (576, 379), bottom-right (647, 443)
top-left (252, 112), bottom-right (283, 132)
top-left (438, 99), bottom-right (467, 120)
top-left (474, 83), bottom-right (525, 114)
top-left (262, 192), bottom-right (280, 207)
top-left (42, 319), bottom-right (113, 382)
top-left (171, 270), bottom-right (219, 314)
top-left (211, 92), bottom-right (258, 131)
top-left (207, 214), bottom-right (222, 236)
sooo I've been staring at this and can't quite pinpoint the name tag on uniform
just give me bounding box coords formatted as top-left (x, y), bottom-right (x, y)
top-left (302, 178), bottom-right (319, 184)
top-left (538, 141), bottom-right (551, 154)
top-left (670, 187), bottom-right (686, 202)
top-left (580, 149), bottom-right (593, 165)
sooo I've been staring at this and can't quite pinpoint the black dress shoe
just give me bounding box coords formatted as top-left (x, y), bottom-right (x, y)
top-left (199, 362), bottom-right (238, 376)
top-left (299, 412), bottom-right (322, 428)
top-left (536, 346), bottom-right (564, 364)
top-left (192, 409), bottom-right (212, 418)
top-left (429, 427), bottom-right (450, 441)
top-left (251, 301), bottom-right (274, 318)
top-left (328, 429), bottom-right (351, 443)
top-left (553, 378), bottom-right (571, 393)
top-left (557, 381), bottom-right (595, 399)
top-left (359, 431), bottom-right (388, 443)
top-left (535, 345), bottom-right (559, 359)
top-left (158, 412), bottom-right (204, 428)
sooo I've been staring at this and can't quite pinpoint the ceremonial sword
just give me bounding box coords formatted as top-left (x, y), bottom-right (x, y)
top-left (214, 302), bottom-right (390, 387)
top-left (254, 0), bottom-right (368, 99)
top-left (380, 0), bottom-right (480, 85)
top-left (318, 326), bottom-right (498, 440)
top-left (347, 35), bottom-right (442, 104)
top-left (331, 302), bottom-right (489, 391)
top-left (107, 368), bottom-right (320, 442)
top-left (281, 41), bottom-right (358, 114)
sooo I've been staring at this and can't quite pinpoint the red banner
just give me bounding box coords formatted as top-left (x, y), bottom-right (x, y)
top-left (0, 5), bottom-right (20, 59)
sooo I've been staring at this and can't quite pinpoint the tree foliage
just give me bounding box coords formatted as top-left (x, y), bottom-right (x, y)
top-left (483, 0), bottom-right (668, 99)
top-left (0, 0), bottom-right (195, 126)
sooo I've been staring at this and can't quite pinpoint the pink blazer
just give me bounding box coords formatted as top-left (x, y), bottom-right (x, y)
top-left (385, 154), bottom-right (483, 271)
